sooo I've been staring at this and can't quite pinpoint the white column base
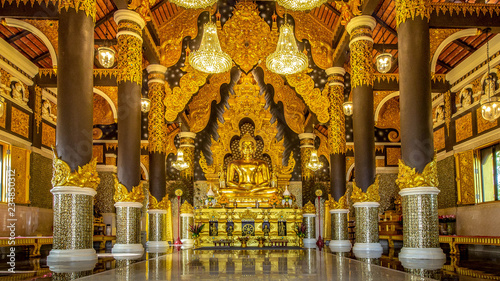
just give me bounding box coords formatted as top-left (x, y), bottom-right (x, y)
top-left (329, 240), bottom-right (352, 252)
top-left (303, 238), bottom-right (317, 248)
top-left (181, 239), bottom-right (194, 249)
top-left (399, 257), bottom-right (446, 270)
top-left (353, 242), bottom-right (383, 258)
top-left (146, 241), bottom-right (169, 250)
top-left (112, 243), bottom-right (144, 254)
top-left (47, 260), bottom-right (97, 272)
top-left (47, 249), bottom-right (97, 263)
top-left (399, 247), bottom-right (445, 260)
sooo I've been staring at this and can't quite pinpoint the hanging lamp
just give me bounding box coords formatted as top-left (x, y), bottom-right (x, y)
top-left (481, 28), bottom-right (500, 122)
top-left (277, 0), bottom-right (327, 11)
top-left (376, 33), bottom-right (392, 74)
top-left (266, 13), bottom-right (308, 75)
top-left (189, 15), bottom-right (232, 74)
top-left (306, 127), bottom-right (323, 172)
top-left (169, 0), bottom-right (216, 9)
top-left (172, 123), bottom-right (190, 171)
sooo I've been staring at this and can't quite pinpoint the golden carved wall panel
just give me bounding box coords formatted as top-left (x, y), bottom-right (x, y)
top-left (165, 126), bottom-right (180, 157)
top-left (188, 71), bottom-right (231, 133)
top-left (93, 93), bottom-right (114, 125)
top-left (455, 112), bottom-right (473, 143)
top-left (159, 10), bottom-right (204, 68)
top-left (10, 146), bottom-right (30, 204)
top-left (286, 70), bottom-right (330, 124)
top-left (11, 107), bottom-right (29, 138)
top-left (433, 127), bottom-right (445, 151)
top-left (455, 150), bottom-right (475, 205)
top-left (207, 73), bottom-right (293, 193)
top-left (375, 96), bottom-right (400, 142)
top-left (95, 86), bottom-right (118, 112)
top-left (262, 65), bottom-right (306, 134)
top-left (0, 98), bottom-right (5, 128)
top-left (219, 2), bottom-right (278, 73)
top-left (92, 145), bottom-right (104, 164)
top-left (41, 122), bottom-right (55, 148)
top-left (315, 129), bottom-right (330, 164)
top-left (386, 147), bottom-right (401, 166)
top-left (476, 107), bottom-right (498, 134)
top-left (429, 29), bottom-right (461, 69)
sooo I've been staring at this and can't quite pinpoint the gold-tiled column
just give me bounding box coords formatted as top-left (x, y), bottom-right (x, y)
top-left (329, 209), bottom-right (351, 252)
top-left (299, 133), bottom-right (315, 203)
top-left (114, 202), bottom-right (143, 252)
top-left (302, 201), bottom-right (316, 248)
top-left (180, 201), bottom-right (194, 249)
top-left (352, 202), bottom-right (382, 257)
top-left (147, 210), bottom-right (168, 249)
top-left (179, 132), bottom-right (196, 180)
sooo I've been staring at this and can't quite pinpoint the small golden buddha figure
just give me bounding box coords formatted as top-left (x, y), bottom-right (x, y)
top-left (221, 133), bottom-right (277, 197)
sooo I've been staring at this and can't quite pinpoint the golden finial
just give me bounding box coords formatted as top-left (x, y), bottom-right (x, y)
top-left (302, 201), bottom-right (316, 214)
top-left (180, 200), bottom-right (194, 214)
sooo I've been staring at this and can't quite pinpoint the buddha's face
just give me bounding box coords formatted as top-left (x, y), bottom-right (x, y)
top-left (241, 141), bottom-right (255, 158)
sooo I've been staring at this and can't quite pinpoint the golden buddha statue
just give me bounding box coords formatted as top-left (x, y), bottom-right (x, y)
top-left (221, 133), bottom-right (277, 198)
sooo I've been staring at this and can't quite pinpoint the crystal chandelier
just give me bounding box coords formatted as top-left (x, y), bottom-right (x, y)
top-left (481, 28), bottom-right (500, 122)
top-left (189, 21), bottom-right (232, 74)
top-left (172, 149), bottom-right (190, 171)
top-left (266, 16), bottom-right (308, 75)
top-left (376, 34), bottom-right (392, 73)
top-left (306, 149), bottom-right (323, 172)
top-left (277, 0), bottom-right (327, 11)
top-left (169, 0), bottom-right (216, 9)
top-left (343, 101), bottom-right (353, 116)
top-left (97, 47), bottom-right (115, 68)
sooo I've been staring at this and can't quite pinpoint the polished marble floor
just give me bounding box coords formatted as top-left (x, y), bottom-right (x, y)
top-left (1, 246), bottom-right (497, 280)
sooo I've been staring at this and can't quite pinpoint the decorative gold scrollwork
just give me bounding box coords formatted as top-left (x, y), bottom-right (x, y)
top-left (328, 193), bottom-right (348, 210)
top-left (180, 200), bottom-right (194, 214)
top-left (395, 0), bottom-right (430, 28)
top-left (302, 201), bottom-right (316, 214)
top-left (51, 148), bottom-right (100, 190)
top-left (148, 82), bottom-right (166, 153)
top-left (329, 81), bottom-right (346, 154)
top-left (116, 33), bottom-right (143, 85)
top-left (350, 39), bottom-right (374, 89)
top-left (113, 175), bottom-right (145, 203)
top-left (59, 0), bottom-right (96, 22)
top-left (149, 194), bottom-right (171, 210)
top-left (351, 176), bottom-right (380, 203)
top-left (396, 154), bottom-right (438, 190)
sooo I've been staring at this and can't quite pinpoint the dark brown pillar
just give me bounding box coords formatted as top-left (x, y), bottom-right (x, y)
top-left (396, 0), bottom-right (444, 260)
top-left (48, 1), bottom-right (98, 263)
top-left (113, 9), bottom-right (146, 254)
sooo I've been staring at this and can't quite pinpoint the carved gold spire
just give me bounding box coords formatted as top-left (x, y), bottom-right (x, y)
top-left (396, 154), bottom-right (439, 190)
top-left (351, 176), bottom-right (380, 203)
top-left (113, 175), bottom-right (145, 203)
top-left (180, 200), bottom-right (194, 214)
top-left (51, 148), bottom-right (100, 190)
top-left (302, 201), bottom-right (316, 214)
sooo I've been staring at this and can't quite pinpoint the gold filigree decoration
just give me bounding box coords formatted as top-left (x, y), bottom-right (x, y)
top-left (301, 146), bottom-right (313, 180)
top-left (395, 0), bottom-right (430, 28)
top-left (148, 82), bottom-right (166, 153)
top-left (219, 1), bottom-right (278, 73)
top-left (278, 152), bottom-right (296, 175)
top-left (34, 86), bottom-right (42, 133)
top-left (302, 201), bottom-right (316, 214)
top-left (187, 71), bottom-right (230, 133)
top-left (180, 146), bottom-right (194, 179)
top-left (335, 0), bottom-right (362, 25)
top-left (159, 10), bottom-right (204, 68)
top-left (163, 58), bottom-right (209, 122)
top-left (149, 194), bottom-right (171, 210)
top-left (350, 39), bottom-right (374, 88)
top-left (351, 176), bottom-right (380, 203)
top-left (315, 129), bottom-right (330, 164)
top-left (11, 107), bottom-right (30, 138)
top-left (199, 152), bottom-right (216, 174)
top-left (0, 68), bottom-right (11, 87)
top-left (429, 2), bottom-right (500, 18)
top-left (261, 64), bottom-right (306, 134)
top-left (23, 20), bottom-right (58, 55)
top-left (165, 125), bottom-right (180, 157)
top-left (51, 148), bottom-right (100, 190)
top-left (116, 32), bottom-right (143, 85)
top-left (128, 0), bottom-right (154, 22)
top-left (455, 150), bottom-right (475, 205)
top-left (396, 154), bottom-right (438, 190)
top-left (286, 69), bottom-right (330, 124)
top-left (328, 194), bottom-right (348, 210)
top-left (444, 90), bottom-right (452, 136)
top-left (42, 123), bottom-right (55, 147)
top-left (180, 200), bottom-right (194, 214)
top-left (429, 29), bottom-right (461, 69)
top-left (113, 174), bottom-right (145, 203)
top-left (59, 0), bottom-right (96, 22)
top-left (329, 81), bottom-right (346, 155)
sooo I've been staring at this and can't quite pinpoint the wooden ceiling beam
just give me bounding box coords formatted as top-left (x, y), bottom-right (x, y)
top-left (373, 14), bottom-right (397, 36)
top-left (6, 30), bottom-right (30, 43)
top-left (453, 39), bottom-right (476, 53)
top-left (324, 3), bottom-right (341, 16)
top-left (437, 60), bottom-right (453, 71)
top-left (95, 9), bottom-right (117, 27)
top-left (32, 52), bottom-right (50, 63)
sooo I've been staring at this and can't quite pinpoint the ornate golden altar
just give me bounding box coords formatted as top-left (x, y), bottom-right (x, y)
top-left (195, 207), bottom-right (303, 247)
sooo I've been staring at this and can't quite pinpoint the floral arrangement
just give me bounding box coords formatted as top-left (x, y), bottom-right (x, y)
top-left (293, 222), bottom-right (307, 238)
top-left (438, 215), bottom-right (456, 223)
top-left (189, 222), bottom-right (205, 238)
top-left (269, 194), bottom-right (281, 207)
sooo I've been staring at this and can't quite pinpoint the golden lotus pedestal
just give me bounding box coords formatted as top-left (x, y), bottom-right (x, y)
top-left (194, 207), bottom-right (303, 248)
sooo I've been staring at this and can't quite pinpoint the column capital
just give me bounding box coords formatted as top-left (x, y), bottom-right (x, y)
top-left (346, 15), bottom-right (376, 34)
top-left (147, 64), bottom-right (168, 74)
top-left (299, 133), bottom-right (315, 148)
top-left (114, 10), bottom-right (145, 41)
top-left (326, 67), bottom-right (346, 77)
top-left (147, 64), bottom-right (167, 84)
top-left (114, 9), bottom-right (146, 29)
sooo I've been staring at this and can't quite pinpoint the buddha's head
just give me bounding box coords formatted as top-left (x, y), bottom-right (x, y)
top-left (239, 134), bottom-right (256, 159)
